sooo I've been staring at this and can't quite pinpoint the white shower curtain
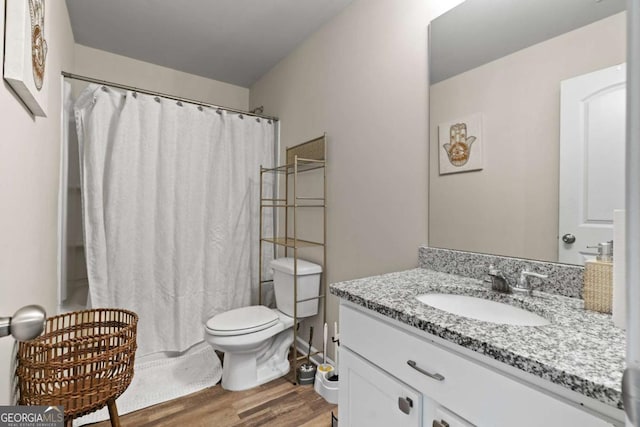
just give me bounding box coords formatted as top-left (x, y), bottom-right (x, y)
top-left (74, 85), bottom-right (274, 356)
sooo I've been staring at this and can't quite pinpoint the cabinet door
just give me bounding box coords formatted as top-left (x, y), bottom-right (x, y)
top-left (340, 347), bottom-right (422, 427)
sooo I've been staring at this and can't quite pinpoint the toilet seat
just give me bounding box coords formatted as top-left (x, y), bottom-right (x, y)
top-left (206, 305), bottom-right (279, 336)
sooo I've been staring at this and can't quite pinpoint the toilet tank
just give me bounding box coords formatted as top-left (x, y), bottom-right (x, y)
top-left (270, 257), bottom-right (322, 318)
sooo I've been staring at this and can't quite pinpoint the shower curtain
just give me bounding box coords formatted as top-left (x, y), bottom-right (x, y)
top-left (74, 85), bottom-right (275, 357)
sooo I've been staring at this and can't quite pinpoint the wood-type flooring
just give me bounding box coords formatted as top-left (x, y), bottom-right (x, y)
top-left (90, 376), bottom-right (337, 427)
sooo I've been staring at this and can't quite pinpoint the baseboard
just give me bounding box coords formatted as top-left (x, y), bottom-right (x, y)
top-left (295, 336), bottom-right (335, 367)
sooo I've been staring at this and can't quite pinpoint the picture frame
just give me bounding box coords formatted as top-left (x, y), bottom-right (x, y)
top-left (438, 113), bottom-right (483, 175)
top-left (3, 0), bottom-right (49, 117)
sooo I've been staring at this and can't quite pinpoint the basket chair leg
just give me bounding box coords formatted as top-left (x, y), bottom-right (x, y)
top-left (64, 417), bottom-right (73, 427)
top-left (107, 398), bottom-right (121, 427)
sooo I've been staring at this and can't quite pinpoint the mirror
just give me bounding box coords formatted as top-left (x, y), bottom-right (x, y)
top-left (428, 0), bottom-right (626, 265)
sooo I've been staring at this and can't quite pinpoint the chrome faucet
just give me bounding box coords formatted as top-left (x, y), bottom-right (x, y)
top-left (511, 270), bottom-right (548, 296)
top-left (487, 266), bottom-right (548, 296)
top-left (487, 265), bottom-right (510, 293)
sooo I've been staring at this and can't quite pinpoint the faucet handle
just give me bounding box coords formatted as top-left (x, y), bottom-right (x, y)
top-left (488, 264), bottom-right (501, 276)
top-left (511, 271), bottom-right (548, 296)
top-left (520, 270), bottom-right (548, 279)
top-left (518, 270), bottom-right (548, 287)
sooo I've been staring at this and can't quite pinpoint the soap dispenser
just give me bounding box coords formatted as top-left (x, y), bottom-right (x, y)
top-left (583, 241), bottom-right (613, 313)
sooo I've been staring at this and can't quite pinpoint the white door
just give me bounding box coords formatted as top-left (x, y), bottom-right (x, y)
top-left (558, 64), bottom-right (626, 265)
top-left (339, 347), bottom-right (422, 427)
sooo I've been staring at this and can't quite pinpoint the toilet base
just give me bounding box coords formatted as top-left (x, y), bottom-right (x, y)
top-left (220, 328), bottom-right (293, 391)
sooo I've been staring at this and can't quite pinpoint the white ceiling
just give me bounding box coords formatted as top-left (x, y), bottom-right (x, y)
top-left (65, 0), bottom-right (353, 87)
top-left (430, 0), bottom-right (626, 84)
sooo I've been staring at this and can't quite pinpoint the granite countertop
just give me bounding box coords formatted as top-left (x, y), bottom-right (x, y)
top-left (329, 268), bottom-right (625, 410)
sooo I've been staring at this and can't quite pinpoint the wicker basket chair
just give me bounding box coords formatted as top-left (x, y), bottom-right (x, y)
top-left (16, 309), bottom-right (138, 427)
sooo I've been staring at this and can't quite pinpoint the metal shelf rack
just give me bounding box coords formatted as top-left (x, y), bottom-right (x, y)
top-left (258, 134), bottom-right (327, 384)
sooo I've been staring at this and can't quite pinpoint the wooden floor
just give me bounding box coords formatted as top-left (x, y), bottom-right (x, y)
top-left (90, 376), bottom-right (337, 427)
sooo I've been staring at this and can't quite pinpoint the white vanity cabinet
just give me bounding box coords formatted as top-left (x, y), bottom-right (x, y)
top-left (339, 302), bottom-right (616, 427)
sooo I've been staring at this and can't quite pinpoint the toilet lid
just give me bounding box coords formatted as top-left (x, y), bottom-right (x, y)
top-left (205, 306), bottom-right (279, 336)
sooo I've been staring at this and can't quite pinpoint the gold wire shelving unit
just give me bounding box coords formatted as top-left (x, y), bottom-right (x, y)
top-left (258, 134), bottom-right (327, 385)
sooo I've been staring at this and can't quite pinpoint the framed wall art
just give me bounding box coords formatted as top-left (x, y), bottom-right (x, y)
top-left (4, 0), bottom-right (49, 117)
top-left (438, 113), bottom-right (483, 174)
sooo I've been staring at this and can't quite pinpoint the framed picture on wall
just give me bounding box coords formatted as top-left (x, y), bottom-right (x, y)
top-left (3, 0), bottom-right (49, 117)
top-left (438, 113), bottom-right (483, 175)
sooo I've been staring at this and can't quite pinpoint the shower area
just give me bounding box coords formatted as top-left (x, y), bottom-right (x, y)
top-left (58, 75), bottom-right (278, 423)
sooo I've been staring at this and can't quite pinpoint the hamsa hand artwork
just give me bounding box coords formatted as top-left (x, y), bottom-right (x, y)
top-left (443, 123), bottom-right (476, 167)
top-left (29, 0), bottom-right (48, 91)
top-left (3, 0), bottom-right (49, 116)
top-left (438, 113), bottom-right (483, 174)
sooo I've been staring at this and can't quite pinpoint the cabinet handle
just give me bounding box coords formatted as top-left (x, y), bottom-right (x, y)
top-left (433, 420), bottom-right (450, 427)
top-left (398, 396), bottom-right (413, 414)
top-left (407, 360), bottom-right (445, 381)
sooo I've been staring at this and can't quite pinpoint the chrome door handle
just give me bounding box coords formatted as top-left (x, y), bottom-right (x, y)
top-left (433, 420), bottom-right (450, 427)
top-left (0, 305), bottom-right (46, 341)
top-left (398, 396), bottom-right (413, 414)
top-left (562, 233), bottom-right (576, 244)
top-left (407, 360), bottom-right (444, 381)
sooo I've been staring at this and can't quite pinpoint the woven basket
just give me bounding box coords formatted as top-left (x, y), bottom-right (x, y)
top-left (16, 309), bottom-right (138, 424)
top-left (583, 261), bottom-right (613, 313)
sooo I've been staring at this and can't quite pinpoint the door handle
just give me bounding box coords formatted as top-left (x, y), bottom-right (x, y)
top-left (562, 233), bottom-right (576, 244)
top-left (407, 360), bottom-right (445, 381)
top-left (433, 420), bottom-right (450, 427)
top-left (398, 396), bottom-right (413, 414)
top-left (0, 305), bottom-right (46, 341)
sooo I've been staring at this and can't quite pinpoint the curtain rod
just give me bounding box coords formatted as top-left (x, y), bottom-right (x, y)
top-left (61, 71), bottom-right (279, 122)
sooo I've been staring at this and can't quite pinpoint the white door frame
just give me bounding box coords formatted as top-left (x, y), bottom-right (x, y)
top-left (623, 1), bottom-right (640, 426)
top-left (56, 78), bottom-right (70, 310)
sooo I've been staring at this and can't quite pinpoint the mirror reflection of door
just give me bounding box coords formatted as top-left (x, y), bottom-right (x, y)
top-left (558, 64), bottom-right (626, 265)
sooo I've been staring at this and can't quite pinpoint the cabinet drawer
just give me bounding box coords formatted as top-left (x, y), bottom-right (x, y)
top-left (340, 347), bottom-right (422, 427)
top-left (340, 303), bottom-right (612, 427)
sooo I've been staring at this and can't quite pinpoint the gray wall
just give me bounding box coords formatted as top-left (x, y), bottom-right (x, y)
top-left (0, 1), bottom-right (76, 404)
top-left (74, 44), bottom-right (250, 110)
top-left (250, 0), bottom-right (464, 358)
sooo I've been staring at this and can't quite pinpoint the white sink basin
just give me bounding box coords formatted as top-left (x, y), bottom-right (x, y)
top-left (416, 293), bottom-right (550, 326)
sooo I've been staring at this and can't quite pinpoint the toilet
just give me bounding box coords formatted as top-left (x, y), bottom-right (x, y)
top-left (204, 257), bottom-right (322, 391)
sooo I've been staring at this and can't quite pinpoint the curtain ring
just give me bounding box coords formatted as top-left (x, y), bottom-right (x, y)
top-left (256, 118), bottom-right (261, 123)
top-left (197, 106), bottom-right (204, 112)
top-left (101, 86), bottom-right (109, 92)
top-left (154, 97), bottom-right (161, 103)
top-left (132, 92), bottom-right (138, 99)
top-left (268, 120), bottom-right (272, 124)
top-left (176, 101), bottom-right (183, 107)
top-left (216, 108), bottom-right (223, 115)
top-left (238, 114), bottom-right (244, 120)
